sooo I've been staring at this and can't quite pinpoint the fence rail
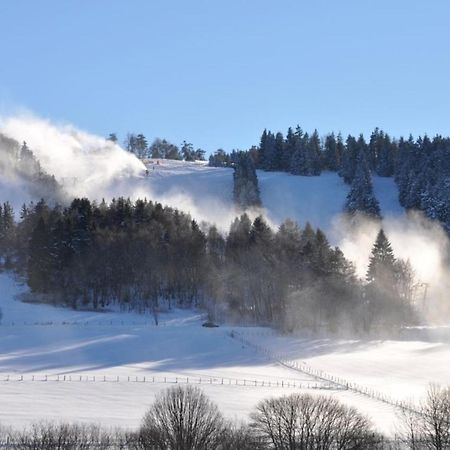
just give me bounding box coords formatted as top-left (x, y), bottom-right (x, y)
top-left (0, 320), bottom-right (155, 327)
top-left (229, 329), bottom-right (421, 415)
top-left (0, 373), bottom-right (339, 390)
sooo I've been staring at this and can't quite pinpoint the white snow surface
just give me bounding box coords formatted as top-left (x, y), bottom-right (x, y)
top-left (142, 160), bottom-right (404, 233)
top-left (1, 272), bottom-right (449, 435)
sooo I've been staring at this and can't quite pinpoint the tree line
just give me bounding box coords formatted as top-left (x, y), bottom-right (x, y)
top-left (1, 383), bottom-right (449, 449)
top-left (109, 133), bottom-right (206, 162)
top-left (0, 197), bottom-right (416, 335)
top-left (209, 127), bottom-right (450, 230)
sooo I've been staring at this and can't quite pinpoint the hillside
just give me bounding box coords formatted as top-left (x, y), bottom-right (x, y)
top-left (142, 159), bottom-right (403, 233)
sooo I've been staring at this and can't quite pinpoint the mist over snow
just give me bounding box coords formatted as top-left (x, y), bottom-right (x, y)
top-left (335, 212), bottom-right (450, 321)
top-left (0, 114), bottom-right (258, 228)
top-left (0, 114), bottom-right (145, 197)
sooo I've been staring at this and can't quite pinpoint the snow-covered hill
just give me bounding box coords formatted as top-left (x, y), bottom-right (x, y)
top-left (142, 159), bottom-right (404, 233)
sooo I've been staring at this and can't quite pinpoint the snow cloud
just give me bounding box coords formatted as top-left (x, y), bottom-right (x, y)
top-left (0, 113), bottom-right (262, 229)
top-left (335, 212), bottom-right (450, 322)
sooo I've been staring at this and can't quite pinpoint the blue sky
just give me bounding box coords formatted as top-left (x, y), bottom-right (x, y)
top-left (1, 1), bottom-right (449, 154)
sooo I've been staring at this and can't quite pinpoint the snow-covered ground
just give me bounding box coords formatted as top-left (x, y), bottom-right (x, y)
top-left (142, 159), bottom-right (404, 233)
top-left (2, 272), bottom-right (449, 435)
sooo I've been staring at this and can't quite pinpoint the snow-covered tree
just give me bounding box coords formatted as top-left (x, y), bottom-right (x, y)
top-left (233, 152), bottom-right (261, 209)
top-left (344, 152), bottom-right (381, 218)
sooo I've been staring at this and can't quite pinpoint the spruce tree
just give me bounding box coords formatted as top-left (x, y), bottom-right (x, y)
top-left (344, 151), bottom-right (381, 218)
top-left (366, 229), bottom-right (396, 285)
top-left (324, 133), bottom-right (338, 171)
top-left (233, 152), bottom-right (261, 209)
top-left (339, 135), bottom-right (359, 183)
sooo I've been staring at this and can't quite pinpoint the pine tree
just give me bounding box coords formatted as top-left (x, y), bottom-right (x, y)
top-left (260, 131), bottom-right (277, 170)
top-left (339, 135), bottom-right (359, 183)
top-left (344, 151), bottom-right (381, 218)
top-left (258, 129), bottom-right (278, 170)
top-left (324, 133), bottom-right (338, 171)
top-left (181, 141), bottom-right (195, 161)
top-left (282, 127), bottom-right (296, 171)
top-left (307, 129), bottom-right (322, 175)
top-left (376, 132), bottom-right (395, 176)
top-left (290, 131), bottom-right (309, 175)
top-left (135, 134), bottom-right (148, 159)
top-left (233, 152), bottom-right (261, 209)
top-left (366, 229), bottom-right (396, 285)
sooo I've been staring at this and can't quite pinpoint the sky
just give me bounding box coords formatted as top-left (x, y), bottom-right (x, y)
top-left (1, 0), bottom-right (449, 154)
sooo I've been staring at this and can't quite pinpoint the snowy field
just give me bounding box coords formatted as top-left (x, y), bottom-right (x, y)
top-left (1, 272), bottom-right (449, 435)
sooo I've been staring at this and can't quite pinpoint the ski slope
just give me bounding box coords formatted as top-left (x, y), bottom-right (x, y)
top-left (142, 159), bottom-right (404, 233)
top-left (1, 272), bottom-right (449, 435)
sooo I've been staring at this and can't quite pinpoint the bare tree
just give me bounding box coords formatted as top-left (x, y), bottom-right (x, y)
top-left (251, 393), bottom-right (375, 450)
top-left (218, 422), bottom-right (265, 450)
top-left (401, 384), bottom-right (450, 450)
top-left (140, 385), bottom-right (226, 449)
top-left (8, 422), bottom-right (114, 450)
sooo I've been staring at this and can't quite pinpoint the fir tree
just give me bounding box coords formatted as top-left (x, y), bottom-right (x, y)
top-left (339, 135), bottom-right (359, 183)
top-left (324, 133), bottom-right (338, 171)
top-left (366, 229), bottom-right (396, 285)
top-left (344, 152), bottom-right (381, 218)
top-left (233, 152), bottom-right (261, 209)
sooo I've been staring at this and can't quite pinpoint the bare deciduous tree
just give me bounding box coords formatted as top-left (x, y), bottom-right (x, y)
top-left (251, 393), bottom-right (375, 450)
top-left (400, 384), bottom-right (450, 450)
top-left (140, 385), bottom-right (226, 450)
top-left (7, 422), bottom-right (114, 450)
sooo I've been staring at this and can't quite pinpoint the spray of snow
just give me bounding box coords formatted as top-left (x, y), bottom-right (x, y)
top-left (334, 212), bottom-right (450, 322)
top-left (0, 114), bottom-right (264, 229)
top-left (0, 114), bottom-right (145, 198)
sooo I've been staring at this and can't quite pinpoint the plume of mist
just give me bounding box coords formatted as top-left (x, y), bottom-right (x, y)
top-left (0, 115), bottom-right (145, 198)
top-left (0, 114), bottom-right (267, 230)
top-left (334, 212), bottom-right (450, 323)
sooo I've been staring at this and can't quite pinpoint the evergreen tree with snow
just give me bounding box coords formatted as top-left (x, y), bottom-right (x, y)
top-left (375, 132), bottom-right (396, 177)
top-left (324, 132), bottom-right (339, 171)
top-left (282, 127), bottom-right (296, 171)
top-left (208, 149), bottom-right (230, 167)
top-left (181, 141), bottom-right (195, 161)
top-left (364, 229), bottom-right (415, 330)
top-left (135, 134), bottom-right (148, 159)
top-left (290, 130), bottom-right (310, 175)
top-left (233, 152), bottom-right (261, 209)
top-left (366, 229), bottom-right (396, 285)
top-left (339, 135), bottom-right (359, 183)
top-left (306, 129), bottom-right (322, 176)
top-left (344, 151), bottom-right (381, 218)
